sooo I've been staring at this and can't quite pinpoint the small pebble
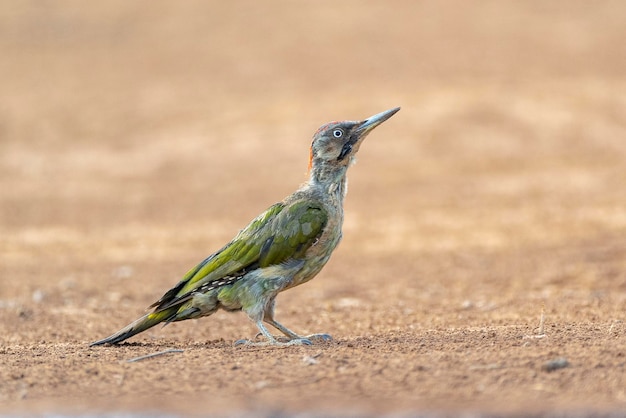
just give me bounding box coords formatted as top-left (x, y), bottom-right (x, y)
top-left (542, 357), bottom-right (569, 372)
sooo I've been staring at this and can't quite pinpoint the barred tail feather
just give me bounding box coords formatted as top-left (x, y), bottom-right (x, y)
top-left (89, 308), bottom-right (177, 346)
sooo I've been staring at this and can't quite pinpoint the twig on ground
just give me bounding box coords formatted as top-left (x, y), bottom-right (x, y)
top-left (125, 349), bottom-right (184, 363)
top-left (608, 319), bottom-right (622, 335)
top-left (537, 304), bottom-right (545, 335)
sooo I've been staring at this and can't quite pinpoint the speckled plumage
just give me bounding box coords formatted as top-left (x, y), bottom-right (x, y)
top-left (91, 107), bottom-right (400, 347)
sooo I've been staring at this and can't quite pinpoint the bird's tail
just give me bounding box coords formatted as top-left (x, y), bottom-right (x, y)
top-left (89, 308), bottom-right (178, 346)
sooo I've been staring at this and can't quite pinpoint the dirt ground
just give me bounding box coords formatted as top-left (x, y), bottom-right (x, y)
top-left (1, 1), bottom-right (625, 417)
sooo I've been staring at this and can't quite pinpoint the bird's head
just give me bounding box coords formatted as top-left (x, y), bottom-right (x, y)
top-left (308, 107), bottom-right (400, 177)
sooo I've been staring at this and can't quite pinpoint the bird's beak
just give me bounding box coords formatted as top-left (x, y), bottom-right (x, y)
top-left (357, 107), bottom-right (401, 136)
top-left (337, 107), bottom-right (400, 161)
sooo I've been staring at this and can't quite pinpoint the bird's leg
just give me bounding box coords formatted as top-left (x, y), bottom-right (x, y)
top-left (260, 299), bottom-right (299, 341)
top-left (264, 318), bottom-right (300, 340)
top-left (265, 318), bottom-right (332, 343)
top-left (263, 301), bottom-right (332, 344)
top-left (234, 287), bottom-right (330, 347)
top-left (234, 320), bottom-right (312, 347)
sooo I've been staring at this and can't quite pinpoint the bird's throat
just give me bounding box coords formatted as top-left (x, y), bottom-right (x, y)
top-left (328, 177), bottom-right (348, 205)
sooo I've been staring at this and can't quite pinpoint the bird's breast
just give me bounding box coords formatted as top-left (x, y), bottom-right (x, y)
top-left (289, 210), bottom-right (343, 289)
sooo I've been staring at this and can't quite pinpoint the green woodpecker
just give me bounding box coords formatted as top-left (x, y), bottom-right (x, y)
top-left (91, 107), bottom-right (400, 347)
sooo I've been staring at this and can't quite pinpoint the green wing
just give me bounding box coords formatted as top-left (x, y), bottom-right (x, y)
top-left (151, 200), bottom-right (327, 311)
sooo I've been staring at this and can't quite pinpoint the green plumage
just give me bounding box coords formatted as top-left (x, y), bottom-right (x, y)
top-left (90, 107), bottom-right (399, 347)
top-left (155, 201), bottom-right (326, 308)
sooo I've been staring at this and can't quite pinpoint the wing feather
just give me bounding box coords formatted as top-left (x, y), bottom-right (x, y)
top-left (151, 201), bottom-right (327, 312)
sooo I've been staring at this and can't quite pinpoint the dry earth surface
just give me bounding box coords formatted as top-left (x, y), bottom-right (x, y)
top-left (1, 1), bottom-right (625, 417)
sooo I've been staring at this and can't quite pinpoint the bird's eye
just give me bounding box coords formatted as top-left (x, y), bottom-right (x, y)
top-left (333, 129), bottom-right (343, 138)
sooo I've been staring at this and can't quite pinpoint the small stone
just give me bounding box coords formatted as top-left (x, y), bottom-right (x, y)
top-left (542, 357), bottom-right (569, 372)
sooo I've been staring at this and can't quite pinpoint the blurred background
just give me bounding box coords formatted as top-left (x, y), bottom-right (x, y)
top-left (1, 1), bottom-right (624, 245)
top-left (0, 0), bottom-right (625, 413)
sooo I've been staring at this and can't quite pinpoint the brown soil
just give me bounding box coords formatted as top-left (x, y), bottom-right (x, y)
top-left (1, 1), bottom-right (625, 416)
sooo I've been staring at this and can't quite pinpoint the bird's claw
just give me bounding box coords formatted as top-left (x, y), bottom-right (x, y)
top-left (304, 333), bottom-right (332, 343)
top-left (234, 338), bottom-right (252, 347)
top-left (233, 337), bottom-right (313, 347)
top-left (290, 338), bottom-right (313, 346)
top-left (255, 332), bottom-right (292, 343)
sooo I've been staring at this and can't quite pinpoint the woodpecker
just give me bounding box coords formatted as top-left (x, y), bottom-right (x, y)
top-left (91, 107), bottom-right (400, 347)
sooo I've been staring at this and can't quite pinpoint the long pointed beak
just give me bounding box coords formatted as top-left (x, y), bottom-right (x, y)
top-left (336, 107), bottom-right (400, 161)
top-left (357, 107), bottom-right (401, 135)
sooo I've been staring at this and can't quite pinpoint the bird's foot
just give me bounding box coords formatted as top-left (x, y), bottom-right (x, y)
top-left (234, 338), bottom-right (312, 347)
top-left (302, 333), bottom-right (333, 343)
top-left (233, 333), bottom-right (331, 347)
top-left (252, 332), bottom-right (294, 343)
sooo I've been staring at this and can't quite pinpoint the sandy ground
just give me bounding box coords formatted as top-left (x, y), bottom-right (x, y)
top-left (1, 1), bottom-right (626, 416)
